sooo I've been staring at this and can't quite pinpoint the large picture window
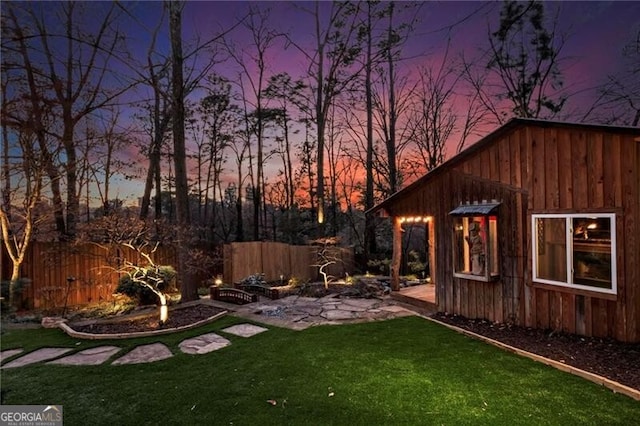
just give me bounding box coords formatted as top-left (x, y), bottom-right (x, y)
top-left (532, 213), bottom-right (616, 294)
top-left (451, 215), bottom-right (499, 281)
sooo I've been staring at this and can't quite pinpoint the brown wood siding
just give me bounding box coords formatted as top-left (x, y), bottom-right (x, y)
top-left (384, 122), bottom-right (640, 342)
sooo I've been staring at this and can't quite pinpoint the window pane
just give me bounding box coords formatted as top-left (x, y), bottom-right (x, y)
top-left (453, 218), bottom-right (468, 273)
top-left (572, 217), bottom-right (612, 289)
top-left (454, 216), bottom-right (488, 276)
top-left (536, 217), bottom-right (567, 282)
top-left (489, 216), bottom-right (499, 275)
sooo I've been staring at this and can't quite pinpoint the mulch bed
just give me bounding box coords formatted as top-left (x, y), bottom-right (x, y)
top-left (70, 304), bottom-right (225, 335)
top-left (432, 313), bottom-right (640, 391)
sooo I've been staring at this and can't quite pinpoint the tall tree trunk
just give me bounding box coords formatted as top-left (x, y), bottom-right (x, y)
top-left (169, 0), bottom-right (197, 301)
top-left (2, 112), bottom-right (10, 218)
top-left (236, 167), bottom-right (244, 242)
top-left (139, 148), bottom-right (157, 219)
top-left (364, 2), bottom-right (377, 258)
top-left (385, 2), bottom-right (398, 195)
top-left (314, 2), bottom-right (326, 232)
top-left (9, 8), bottom-right (66, 234)
top-left (63, 122), bottom-right (79, 237)
top-left (140, 102), bottom-right (164, 219)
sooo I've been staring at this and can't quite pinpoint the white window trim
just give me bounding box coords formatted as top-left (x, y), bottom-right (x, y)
top-left (531, 213), bottom-right (617, 295)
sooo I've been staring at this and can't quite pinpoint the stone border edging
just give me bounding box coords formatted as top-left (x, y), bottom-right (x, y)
top-left (423, 315), bottom-right (640, 402)
top-left (59, 300), bottom-right (228, 340)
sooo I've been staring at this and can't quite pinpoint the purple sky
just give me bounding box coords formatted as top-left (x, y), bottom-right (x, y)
top-left (107, 1), bottom-right (640, 203)
top-left (178, 1), bottom-right (638, 80)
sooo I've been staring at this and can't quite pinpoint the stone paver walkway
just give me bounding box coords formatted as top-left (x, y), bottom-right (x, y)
top-left (48, 346), bottom-right (120, 366)
top-left (1, 295), bottom-right (421, 368)
top-left (0, 349), bottom-right (23, 362)
top-left (231, 294), bottom-right (415, 330)
top-left (112, 343), bottom-right (174, 365)
top-left (2, 348), bottom-right (73, 369)
top-left (221, 324), bottom-right (268, 337)
top-left (179, 333), bottom-right (230, 354)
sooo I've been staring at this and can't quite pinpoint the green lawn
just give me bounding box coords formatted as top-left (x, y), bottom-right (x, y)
top-left (1, 316), bottom-right (638, 425)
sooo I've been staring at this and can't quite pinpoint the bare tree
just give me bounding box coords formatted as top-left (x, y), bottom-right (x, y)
top-left (3, 1), bottom-right (132, 237)
top-left (138, 7), bottom-right (173, 221)
top-left (80, 109), bottom-right (130, 217)
top-left (223, 5), bottom-right (279, 240)
top-left (483, 0), bottom-right (567, 121)
top-left (80, 214), bottom-right (175, 324)
top-left (582, 27), bottom-right (640, 126)
top-left (2, 12), bottom-right (59, 306)
top-left (263, 73), bottom-right (307, 211)
top-left (192, 74), bottom-right (237, 240)
top-left (168, 0), bottom-right (199, 302)
top-left (135, 3), bottom-right (232, 222)
top-left (287, 1), bottom-right (363, 229)
top-left (0, 123), bottom-right (48, 307)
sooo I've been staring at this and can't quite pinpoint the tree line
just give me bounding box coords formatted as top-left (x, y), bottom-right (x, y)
top-left (2, 1), bottom-right (638, 302)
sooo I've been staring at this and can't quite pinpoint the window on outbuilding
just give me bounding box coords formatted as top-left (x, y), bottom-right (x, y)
top-left (532, 213), bottom-right (616, 295)
top-left (450, 202), bottom-right (500, 282)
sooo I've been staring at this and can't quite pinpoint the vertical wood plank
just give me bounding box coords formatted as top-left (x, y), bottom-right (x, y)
top-left (592, 298), bottom-right (608, 338)
top-left (510, 130), bottom-right (522, 187)
top-left (621, 135), bottom-right (638, 341)
top-left (520, 128), bottom-right (532, 195)
top-left (484, 282), bottom-right (494, 322)
top-left (536, 288), bottom-right (550, 329)
top-left (557, 129), bottom-right (573, 209)
top-left (489, 142), bottom-right (499, 181)
top-left (571, 130), bottom-right (589, 209)
top-left (517, 191), bottom-right (528, 326)
top-left (544, 128), bottom-right (560, 209)
top-left (575, 295), bottom-right (586, 335)
top-left (587, 132), bottom-right (604, 208)
top-left (549, 291), bottom-right (562, 331)
top-left (584, 296), bottom-right (593, 336)
top-left (562, 293), bottom-right (576, 334)
top-left (499, 136), bottom-right (510, 185)
top-left (468, 280), bottom-right (477, 318)
top-left (460, 279), bottom-right (468, 317)
top-left (602, 133), bottom-right (617, 208)
top-left (531, 127), bottom-right (546, 210)
top-left (524, 283), bottom-right (534, 327)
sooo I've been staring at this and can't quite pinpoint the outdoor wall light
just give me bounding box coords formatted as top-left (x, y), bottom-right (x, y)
top-left (399, 216), bottom-right (431, 223)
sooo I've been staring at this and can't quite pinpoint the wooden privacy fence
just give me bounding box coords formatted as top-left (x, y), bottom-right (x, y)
top-left (1, 241), bottom-right (354, 310)
top-left (223, 242), bottom-right (354, 284)
top-left (1, 242), bottom-right (178, 310)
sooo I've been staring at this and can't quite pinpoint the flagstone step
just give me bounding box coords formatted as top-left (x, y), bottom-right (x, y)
top-left (2, 348), bottom-right (73, 369)
top-left (48, 346), bottom-right (121, 366)
top-left (112, 343), bottom-right (173, 365)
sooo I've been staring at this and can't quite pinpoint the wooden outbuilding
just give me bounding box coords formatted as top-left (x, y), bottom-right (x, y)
top-left (372, 118), bottom-right (640, 342)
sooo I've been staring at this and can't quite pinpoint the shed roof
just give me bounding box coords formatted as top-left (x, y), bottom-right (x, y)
top-left (449, 202), bottom-right (501, 216)
top-left (370, 118), bottom-right (640, 215)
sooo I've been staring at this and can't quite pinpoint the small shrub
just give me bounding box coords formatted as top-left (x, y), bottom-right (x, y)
top-left (116, 265), bottom-right (176, 306)
top-left (0, 278), bottom-right (32, 312)
top-left (367, 258), bottom-right (391, 275)
top-left (240, 273), bottom-right (266, 286)
top-left (407, 250), bottom-right (427, 276)
top-left (287, 276), bottom-right (300, 287)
